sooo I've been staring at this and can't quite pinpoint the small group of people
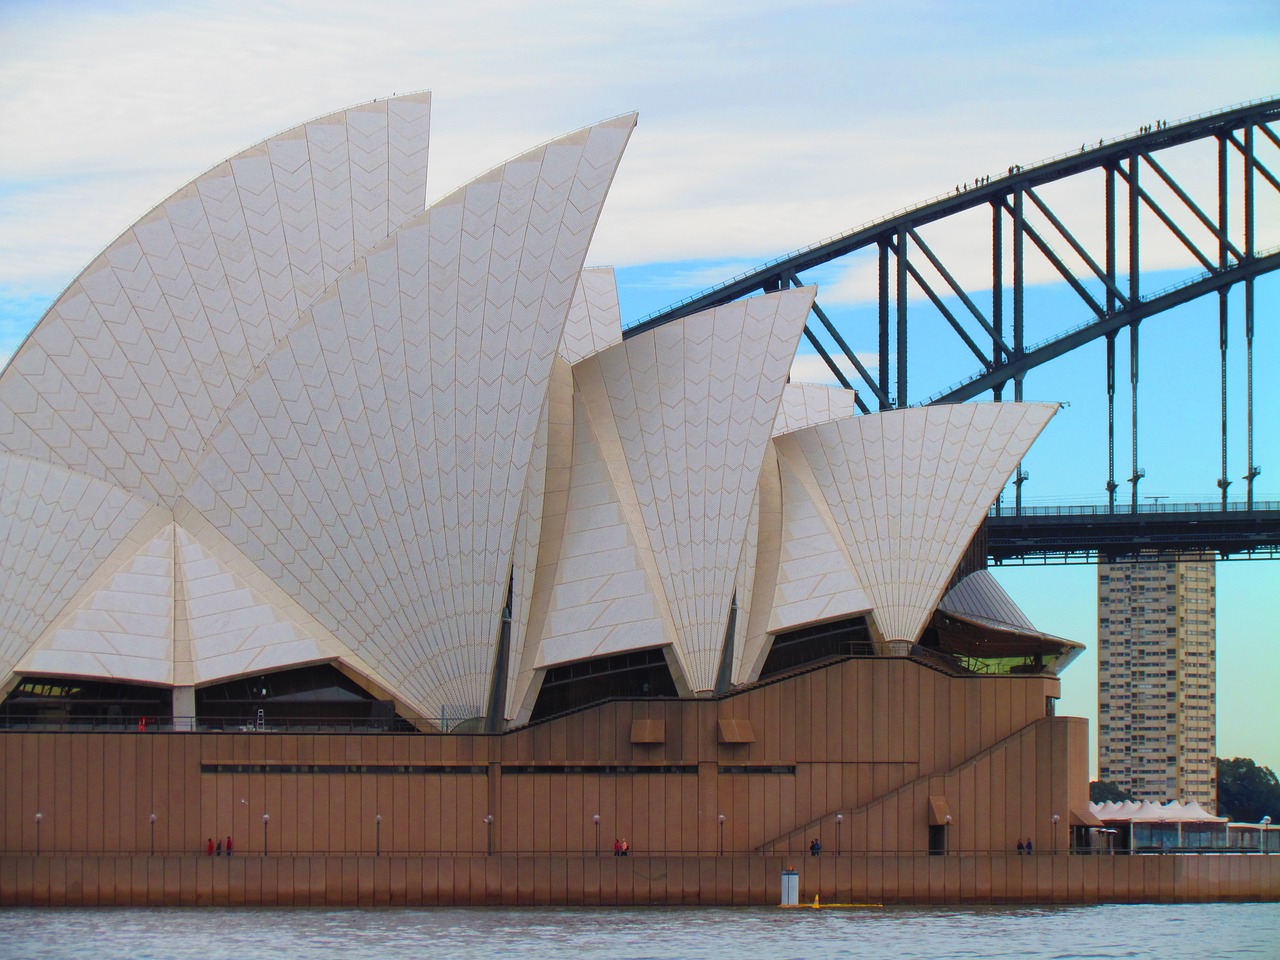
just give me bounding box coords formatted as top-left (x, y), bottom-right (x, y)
top-left (1140, 121), bottom-right (1168, 134)
top-left (206, 836), bottom-right (233, 856)
top-left (956, 174), bottom-right (992, 194)
top-left (808, 838), bottom-right (822, 857)
top-left (1015, 837), bottom-right (1034, 855)
top-left (612, 838), bottom-right (630, 856)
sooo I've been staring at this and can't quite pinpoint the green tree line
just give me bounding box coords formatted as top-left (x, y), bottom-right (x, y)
top-left (1090, 758), bottom-right (1279, 821)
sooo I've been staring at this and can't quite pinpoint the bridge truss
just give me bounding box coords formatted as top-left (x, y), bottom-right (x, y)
top-left (629, 97), bottom-right (1280, 523)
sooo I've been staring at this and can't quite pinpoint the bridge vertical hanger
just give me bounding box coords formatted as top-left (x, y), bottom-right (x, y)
top-left (1106, 334), bottom-right (1118, 513)
top-left (896, 225), bottom-right (909, 408)
top-left (1127, 154), bottom-right (1143, 510)
top-left (1217, 133), bottom-right (1231, 509)
top-left (1243, 123), bottom-right (1260, 508)
top-left (1105, 162), bottom-right (1119, 513)
top-left (991, 201), bottom-right (1005, 516)
top-left (1012, 187), bottom-right (1028, 514)
top-left (880, 240), bottom-right (890, 409)
top-left (991, 202), bottom-right (1004, 403)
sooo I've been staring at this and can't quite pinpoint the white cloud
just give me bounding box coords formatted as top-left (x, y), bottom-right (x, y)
top-left (789, 351), bottom-right (877, 389)
top-left (1, 0), bottom-right (1276, 302)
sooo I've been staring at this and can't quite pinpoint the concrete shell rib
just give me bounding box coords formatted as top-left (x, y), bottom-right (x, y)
top-left (0, 94), bottom-right (432, 509)
top-left (566, 288), bottom-right (814, 692)
top-left (789, 403), bottom-right (1057, 644)
top-left (182, 115), bottom-right (637, 723)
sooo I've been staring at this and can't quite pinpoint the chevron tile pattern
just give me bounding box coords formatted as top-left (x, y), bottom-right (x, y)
top-left (773, 382), bottom-right (859, 436)
top-left (176, 524), bottom-right (335, 685)
top-left (0, 455), bottom-right (158, 678)
top-left (0, 94), bottom-right (431, 508)
top-left (182, 115), bottom-right (636, 721)
top-left (18, 518), bottom-right (176, 685)
top-left (581, 288), bottom-right (813, 691)
top-left (790, 403), bottom-right (1057, 644)
top-left (0, 96), bottom-right (1066, 730)
top-left (559, 266), bottom-right (622, 365)
top-left (533, 387), bottom-right (668, 670)
top-left (766, 444), bottom-right (872, 634)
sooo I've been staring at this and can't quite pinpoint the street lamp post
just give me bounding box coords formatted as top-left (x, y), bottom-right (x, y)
top-left (1051, 813), bottom-right (1060, 854)
top-left (149, 813), bottom-right (156, 856)
top-left (592, 814), bottom-right (601, 856)
top-left (375, 814), bottom-right (382, 857)
top-left (262, 813), bottom-right (269, 857)
top-left (34, 812), bottom-right (42, 855)
top-left (717, 814), bottom-right (725, 857)
top-left (484, 814), bottom-right (494, 856)
top-left (835, 814), bottom-right (843, 855)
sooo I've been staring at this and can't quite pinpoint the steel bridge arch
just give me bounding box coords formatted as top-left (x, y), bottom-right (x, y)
top-left (628, 96), bottom-right (1280, 510)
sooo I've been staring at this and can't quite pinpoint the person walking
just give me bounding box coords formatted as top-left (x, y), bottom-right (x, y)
top-left (226, 835), bottom-right (233, 856)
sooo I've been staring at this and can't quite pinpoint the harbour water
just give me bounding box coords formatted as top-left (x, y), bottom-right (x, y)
top-left (1, 903), bottom-right (1277, 959)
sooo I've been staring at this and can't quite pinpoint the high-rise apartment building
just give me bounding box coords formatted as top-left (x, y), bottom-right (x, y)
top-left (1097, 559), bottom-right (1217, 808)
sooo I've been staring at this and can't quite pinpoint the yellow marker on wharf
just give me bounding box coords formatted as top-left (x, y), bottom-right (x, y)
top-left (779, 895), bottom-right (884, 909)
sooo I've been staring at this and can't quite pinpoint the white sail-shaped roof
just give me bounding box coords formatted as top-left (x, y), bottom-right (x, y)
top-left (528, 389), bottom-right (670, 669)
top-left (773, 382), bottom-right (859, 436)
top-left (939, 569), bottom-right (1037, 631)
top-left (559, 267), bottom-right (622, 365)
top-left (181, 114), bottom-right (636, 721)
top-left (0, 94), bottom-right (432, 509)
top-left (18, 522), bottom-right (177, 685)
top-left (766, 448), bottom-right (872, 634)
top-left (0, 95), bottom-right (1080, 729)
top-left (788, 403), bottom-right (1057, 643)
top-left (0, 455), bottom-right (160, 680)
top-left (572, 288), bottom-right (813, 691)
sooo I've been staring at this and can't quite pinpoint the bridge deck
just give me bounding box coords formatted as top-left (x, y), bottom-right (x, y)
top-left (985, 502), bottom-right (1280, 565)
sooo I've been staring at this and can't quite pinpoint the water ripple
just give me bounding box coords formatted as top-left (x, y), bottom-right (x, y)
top-left (0, 903), bottom-right (1277, 960)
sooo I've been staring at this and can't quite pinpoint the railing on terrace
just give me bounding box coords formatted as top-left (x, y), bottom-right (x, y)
top-left (0, 642), bottom-right (1057, 735)
top-left (5, 845), bottom-right (1276, 858)
top-left (990, 499), bottom-right (1280, 517)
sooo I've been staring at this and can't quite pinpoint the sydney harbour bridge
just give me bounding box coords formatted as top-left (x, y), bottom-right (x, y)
top-left (628, 96), bottom-right (1280, 566)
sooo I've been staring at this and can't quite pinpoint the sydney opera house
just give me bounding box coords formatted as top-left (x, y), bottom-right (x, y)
top-left (3, 93), bottom-right (1269, 905)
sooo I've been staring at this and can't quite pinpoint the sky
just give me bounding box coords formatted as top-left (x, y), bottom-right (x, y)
top-left (0, 0), bottom-right (1278, 776)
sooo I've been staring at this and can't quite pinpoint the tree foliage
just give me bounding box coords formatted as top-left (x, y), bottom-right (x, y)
top-left (1090, 780), bottom-right (1135, 803)
top-left (1216, 757), bottom-right (1280, 822)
